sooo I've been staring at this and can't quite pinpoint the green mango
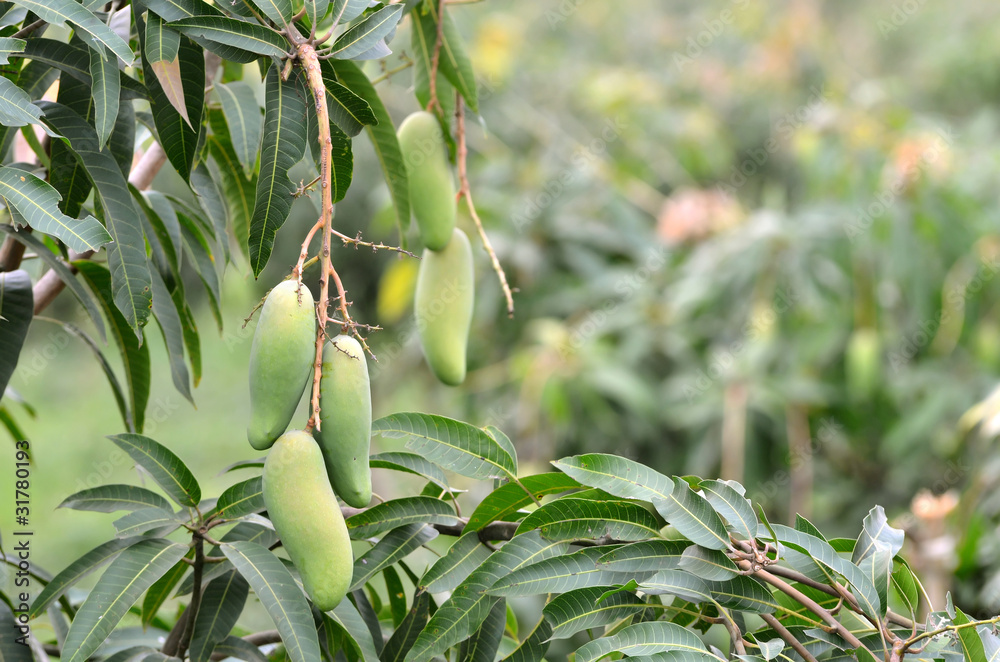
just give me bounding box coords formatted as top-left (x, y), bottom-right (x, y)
top-left (415, 228), bottom-right (474, 385)
top-left (398, 110), bottom-right (456, 251)
top-left (247, 280), bottom-right (317, 450)
top-left (262, 430), bottom-right (352, 611)
top-left (315, 335), bottom-right (372, 508)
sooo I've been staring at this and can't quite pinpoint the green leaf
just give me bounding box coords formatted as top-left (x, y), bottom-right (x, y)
top-left (211, 636), bottom-right (268, 662)
top-left (543, 586), bottom-right (647, 640)
top-left (0, 602), bottom-right (32, 661)
top-left (190, 570), bottom-right (249, 662)
top-left (0, 226), bottom-right (105, 340)
top-left (345, 496), bottom-right (459, 539)
top-left (373, 412), bottom-right (517, 481)
top-left (890, 558), bottom-right (919, 617)
top-left (698, 480), bottom-right (757, 541)
top-left (207, 108), bottom-right (256, 257)
top-left (0, 75), bottom-right (46, 132)
top-left (760, 524), bottom-right (882, 622)
top-left (177, 209), bottom-right (222, 330)
top-left (952, 607), bottom-right (989, 662)
top-left (653, 478), bottom-right (731, 551)
top-left (168, 16), bottom-right (289, 58)
top-left (248, 0), bottom-right (292, 26)
top-left (515, 497), bottom-right (663, 541)
top-left (10, 0), bottom-right (134, 64)
top-left (500, 618), bottom-right (551, 662)
top-left (108, 433), bottom-right (202, 507)
top-left (303, 0), bottom-right (328, 31)
top-left (319, 65), bottom-right (376, 137)
top-left (383, 565), bottom-right (407, 630)
top-left (330, 4), bottom-right (402, 60)
top-left (97, 647), bottom-right (157, 662)
top-left (0, 37), bottom-right (25, 64)
top-left (856, 543), bottom-right (893, 619)
top-left (370, 451), bottom-right (449, 490)
top-left (88, 46), bottom-right (119, 147)
top-left (413, 2), bottom-right (477, 112)
top-left (330, 0), bottom-right (367, 24)
top-left (488, 547), bottom-right (651, 598)
top-left (61, 539), bottom-right (187, 662)
top-left (29, 537), bottom-right (141, 618)
top-left (637, 570), bottom-right (712, 604)
top-left (406, 531), bottom-right (567, 662)
top-left (677, 546), bottom-right (739, 581)
top-left (137, 19), bottom-right (203, 180)
top-left (247, 64), bottom-right (307, 276)
top-left (465, 473), bottom-right (580, 532)
top-left (351, 524), bottom-right (437, 591)
top-left (17, 38), bottom-right (145, 99)
top-left (0, 166), bottom-right (110, 252)
top-left (459, 597), bottom-right (506, 662)
top-left (142, 553), bottom-right (190, 625)
top-left (597, 540), bottom-right (691, 573)
top-left (0, 269), bottom-right (32, 400)
top-left (329, 60), bottom-right (409, 239)
top-left (552, 453), bottom-right (674, 504)
top-left (189, 161), bottom-right (230, 263)
top-left (573, 621), bottom-right (715, 662)
top-left (75, 261), bottom-right (150, 431)
top-left (215, 476), bottom-right (264, 520)
top-left (221, 541), bottom-right (322, 662)
top-left (327, 599), bottom-right (381, 662)
top-left (113, 506), bottom-right (183, 537)
top-left (145, 11), bottom-right (180, 62)
top-left (420, 531), bottom-right (491, 593)
top-left (145, 14), bottom-right (189, 125)
top-left (150, 266), bottom-right (193, 403)
top-left (41, 104), bottom-right (153, 336)
top-left (380, 591), bottom-right (430, 662)
top-left (175, 522), bottom-right (278, 596)
top-left (58, 484), bottom-right (172, 513)
top-left (215, 81), bottom-right (262, 178)
top-left (852, 506), bottom-right (904, 564)
top-left (707, 575), bottom-right (779, 614)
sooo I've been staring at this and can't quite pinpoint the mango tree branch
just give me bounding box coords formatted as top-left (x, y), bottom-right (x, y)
top-left (455, 95), bottom-right (514, 316)
top-left (425, 0), bottom-right (446, 115)
top-left (754, 569), bottom-right (867, 650)
top-left (761, 613), bottom-right (820, 662)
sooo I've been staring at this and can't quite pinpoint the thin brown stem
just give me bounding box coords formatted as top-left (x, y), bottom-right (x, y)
top-left (425, 0), bottom-right (446, 115)
top-left (12, 18), bottom-right (46, 39)
top-left (0, 232), bottom-right (27, 272)
top-left (369, 58), bottom-right (414, 85)
top-left (332, 229), bottom-right (418, 257)
top-left (175, 536), bottom-right (205, 659)
top-left (455, 96), bottom-right (515, 317)
top-left (761, 613), bottom-right (820, 662)
top-left (755, 570), bottom-right (866, 650)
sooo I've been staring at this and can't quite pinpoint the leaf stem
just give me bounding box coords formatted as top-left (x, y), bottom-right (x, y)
top-left (755, 569), bottom-right (867, 650)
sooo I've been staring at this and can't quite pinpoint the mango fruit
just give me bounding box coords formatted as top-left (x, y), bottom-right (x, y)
top-left (315, 335), bottom-right (372, 508)
top-left (247, 280), bottom-right (317, 450)
top-left (397, 111), bottom-right (456, 251)
top-left (262, 430), bottom-right (352, 611)
top-left (415, 228), bottom-right (474, 386)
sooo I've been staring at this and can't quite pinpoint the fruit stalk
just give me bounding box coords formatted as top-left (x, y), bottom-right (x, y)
top-left (455, 95), bottom-right (514, 317)
top-left (296, 41), bottom-right (337, 432)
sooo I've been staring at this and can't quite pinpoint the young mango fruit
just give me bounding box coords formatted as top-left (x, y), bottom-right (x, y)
top-left (398, 110), bottom-right (456, 251)
top-left (415, 227), bottom-right (475, 386)
top-left (247, 280), bottom-right (316, 450)
top-left (263, 430), bottom-right (352, 611)
top-left (314, 335), bottom-right (372, 509)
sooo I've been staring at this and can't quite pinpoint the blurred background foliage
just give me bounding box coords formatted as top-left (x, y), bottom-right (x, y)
top-left (5, 0), bottom-right (1000, 620)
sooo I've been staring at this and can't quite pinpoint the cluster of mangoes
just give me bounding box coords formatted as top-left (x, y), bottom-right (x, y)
top-left (247, 281), bottom-right (373, 610)
top-left (398, 111), bottom-right (475, 386)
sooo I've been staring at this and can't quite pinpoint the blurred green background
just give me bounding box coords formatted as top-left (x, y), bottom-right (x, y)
top-left (4, 0), bottom-right (1000, 622)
